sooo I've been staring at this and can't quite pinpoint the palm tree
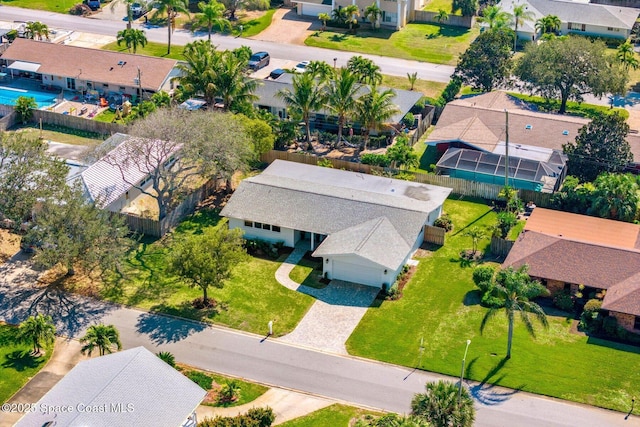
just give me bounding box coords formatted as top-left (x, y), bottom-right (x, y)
top-left (324, 67), bottom-right (362, 144)
top-left (479, 5), bottom-right (509, 29)
top-left (435, 9), bottom-right (449, 24)
top-left (510, 3), bottom-right (534, 51)
top-left (463, 226), bottom-right (486, 256)
top-left (110, 0), bottom-right (138, 29)
top-left (80, 324), bottom-right (123, 356)
top-left (196, 0), bottom-right (231, 42)
top-left (616, 41), bottom-right (639, 70)
top-left (407, 71), bottom-right (418, 90)
top-left (277, 72), bottom-right (325, 143)
top-left (153, 0), bottom-right (190, 55)
top-left (480, 265), bottom-right (549, 359)
top-left (342, 4), bottom-right (360, 32)
top-left (174, 40), bottom-right (219, 105)
top-left (25, 21), bottom-right (49, 40)
top-left (411, 380), bottom-right (475, 427)
top-left (18, 314), bottom-right (56, 355)
top-left (364, 3), bottom-right (382, 30)
top-left (213, 50), bottom-right (258, 112)
top-left (347, 55), bottom-right (382, 85)
top-left (116, 28), bottom-right (148, 54)
top-left (535, 14), bottom-right (561, 36)
top-left (306, 60), bottom-right (335, 82)
top-left (355, 85), bottom-right (399, 151)
top-left (318, 12), bottom-right (331, 31)
top-left (156, 351), bottom-right (176, 367)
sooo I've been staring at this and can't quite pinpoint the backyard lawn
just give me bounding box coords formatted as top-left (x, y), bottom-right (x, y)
top-left (305, 23), bottom-right (479, 66)
top-left (0, 324), bottom-right (52, 403)
top-left (347, 197), bottom-right (640, 414)
top-left (98, 209), bottom-right (314, 336)
top-left (381, 75), bottom-right (445, 100)
top-left (279, 404), bottom-right (379, 427)
top-left (8, 123), bottom-right (106, 146)
top-left (423, 0), bottom-right (460, 15)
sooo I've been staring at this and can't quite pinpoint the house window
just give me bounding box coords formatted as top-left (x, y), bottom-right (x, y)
top-left (262, 223), bottom-right (271, 231)
top-left (254, 222), bottom-right (263, 228)
top-left (568, 22), bottom-right (585, 31)
top-left (103, 83), bottom-right (109, 88)
top-left (272, 226), bottom-right (281, 233)
top-left (119, 86), bottom-right (126, 91)
top-left (244, 221), bottom-right (253, 227)
top-left (634, 317), bottom-right (640, 330)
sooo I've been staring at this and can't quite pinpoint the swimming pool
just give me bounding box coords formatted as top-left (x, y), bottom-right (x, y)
top-left (0, 85), bottom-right (58, 109)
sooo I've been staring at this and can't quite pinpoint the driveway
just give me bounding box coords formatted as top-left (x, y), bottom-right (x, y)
top-left (275, 243), bottom-right (379, 354)
top-left (250, 8), bottom-right (320, 45)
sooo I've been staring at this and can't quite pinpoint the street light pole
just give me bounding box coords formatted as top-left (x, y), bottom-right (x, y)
top-left (333, 57), bottom-right (337, 70)
top-left (458, 339), bottom-right (471, 404)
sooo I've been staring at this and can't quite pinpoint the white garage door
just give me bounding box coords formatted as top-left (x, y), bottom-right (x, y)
top-left (301, 3), bottom-right (331, 17)
top-left (333, 260), bottom-right (381, 287)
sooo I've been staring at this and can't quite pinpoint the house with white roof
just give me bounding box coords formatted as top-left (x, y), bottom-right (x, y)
top-left (220, 160), bottom-right (451, 287)
top-left (497, 0), bottom-right (639, 41)
top-left (16, 346), bottom-right (206, 427)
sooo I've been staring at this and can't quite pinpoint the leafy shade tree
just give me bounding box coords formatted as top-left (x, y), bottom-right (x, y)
top-left (411, 380), bottom-right (475, 427)
top-left (325, 67), bottom-right (362, 144)
top-left (454, 28), bottom-right (513, 92)
top-left (19, 314), bottom-right (56, 355)
top-left (534, 14), bottom-right (561, 36)
top-left (550, 175), bottom-right (596, 214)
top-left (25, 21), bottom-right (49, 40)
top-left (452, 0), bottom-right (477, 17)
top-left (590, 173), bottom-right (639, 222)
top-left (25, 187), bottom-right (132, 276)
top-left (168, 221), bottom-right (247, 307)
top-left (478, 5), bottom-right (510, 29)
top-left (152, 0), bottom-right (189, 55)
top-left (563, 112), bottom-right (632, 182)
top-left (196, 0), bottom-right (231, 41)
top-left (116, 28), bottom-right (147, 54)
top-left (347, 56), bottom-right (383, 85)
top-left (510, 3), bottom-right (534, 51)
top-left (318, 12), bottom-right (331, 31)
top-left (80, 324), bottom-right (123, 356)
top-left (355, 85), bottom-right (399, 151)
top-left (0, 133), bottom-right (69, 225)
top-left (435, 9), bottom-right (449, 24)
top-left (617, 41), bottom-right (639, 71)
top-left (364, 3), bottom-right (382, 30)
top-left (480, 265), bottom-right (549, 359)
top-left (14, 96), bottom-right (37, 124)
top-left (515, 36), bottom-right (628, 114)
top-left (387, 136), bottom-right (419, 169)
top-left (236, 114), bottom-right (275, 155)
top-left (277, 72), bottom-right (325, 143)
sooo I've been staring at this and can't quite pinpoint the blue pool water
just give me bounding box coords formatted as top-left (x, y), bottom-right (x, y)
top-left (0, 86), bottom-right (58, 108)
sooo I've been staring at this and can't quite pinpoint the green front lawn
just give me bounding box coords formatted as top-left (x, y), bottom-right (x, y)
top-left (239, 9), bottom-right (276, 38)
top-left (0, 324), bottom-right (52, 403)
top-left (102, 41), bottom-right (185, 60)
top-left (289, 256), bottom-right (327, 289)
top-left (279, 404), bottom-right (379, 427)
top-left (508, 92), bottom-right (630, 120)
top-left (305, 23), bottom-right (479, 66)
top-left (100, 210), bottom-right (314, 336)
top-left (0, 0), bottom-right (67, 12)
top-left (347, 197), bottom-right (640, 414)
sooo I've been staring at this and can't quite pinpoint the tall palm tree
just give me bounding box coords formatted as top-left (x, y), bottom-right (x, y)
top-left (535, 14), bottom-right (561, 35)
top-left (174, 40), bottom-right (219, 105)
top-left (277, 72), bottom-right (325, 143)
top-left (347, 55), bottom-right (382, 85)
top-left (435, 9), bottom-right (449, 24)
top-left (18, 313), bottom-right (56, 355)
top-left (479, 5), bottom-right (509, 29)
top-left (318, 12), bottom-right (331, 31)
top-left (324, 67), bottom-right (362, 144)
top-left (355, 85), bottom-right (399, 150)
top-left (25, 21), bottom-right (49, 40)
top-left (306, 60), bottom-right (335, 82)
top-left (407, 72), bottom-right (418, 90)
top-left (411, 380), bottom-right (475, 427)
top-left (153, 0), bottom-right (190, 55)
top-left (80, 324), bottom-right (123, 356)
top-left (480, 265), bottom-right (549, 359)
top-left (342, 4), bottom-right (360, 32)
top-left (510, 3), bottom-right (534, 51)
top-left (196, 0), bottom-right (231, 42)
top-left (213, 50), bottom-right (258, 112)
top-left (364, 3), bottom-right (382, 30)
top-left (616, 41), bottom-right (639, 70)
top-left (116, 28), bottom-right (148, 54)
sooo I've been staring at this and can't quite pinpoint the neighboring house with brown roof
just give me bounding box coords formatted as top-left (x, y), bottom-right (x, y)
top-left (0, 39), bottom-right (180, 100)
top-left (503, 208), bottom-right (640, 332)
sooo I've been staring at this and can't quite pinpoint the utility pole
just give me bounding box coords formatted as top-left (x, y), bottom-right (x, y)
top-left (504, 109), bottom-right (509, 188)
top-left (137, 67), bottom-right (143, 102)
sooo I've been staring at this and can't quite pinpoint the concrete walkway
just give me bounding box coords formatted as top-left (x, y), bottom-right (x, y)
top-left (249, 8), bottom-right (320, 46)
top-left (275, 243), bottom-right (379, 354)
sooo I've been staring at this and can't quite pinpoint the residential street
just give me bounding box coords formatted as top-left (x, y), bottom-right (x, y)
top-left (0, 258), bottom-right (634, 427)
top-left (0, 5), bottom-right (455, 83)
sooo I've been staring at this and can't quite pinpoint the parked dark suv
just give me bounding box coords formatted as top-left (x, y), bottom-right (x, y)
top-left (248, 51), bottom-right (270, 71)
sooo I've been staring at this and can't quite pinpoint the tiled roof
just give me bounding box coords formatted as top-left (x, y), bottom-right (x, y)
top-left (1, 39), bottom-right (178, 91)
top-left (16, 347), bottom-right (206, 427)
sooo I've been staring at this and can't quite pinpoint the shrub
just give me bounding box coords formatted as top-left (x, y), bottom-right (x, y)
top-left (218, 379), bottom-right (241, 403)
top-left (14, 96), bottom-right (37, 124)
top-left (360, 153), bottom-right (391, 167)
top-left (472, 265), bottom-right (495, 290)
top-left (4, 29), bottom-right (17, 41)
top-left (401, 112), bottom-right (415, 128)
top-left (70, 3), bottom-right (92, 16)
top-left (583, 299), bottom-right (602, 313)
top-left (198, 407), bottom-right (275, 427)
top-left (384, 283), bottom-right (401, 300)
top-left (245, 407), bottom-right (275, 427)
top-left (326, 19), bottom-right (361, 29)
top-left (495, 211), bottom-right (517, 238)
top-left (317, 158), bottom-right (334, 168)
top-left (244, 239), bottom-right (279, 258)
top-left (481, 292), bottom-right (503, 308)
top-left (602, 316), bottom-right (618, 336)
top-left (186, 371), bottom-right (213, 390)
top-left (579, 309), bottom-right (603, 334)
top-left (553, 291), bottom-right (574, 312)
top-left (433, 214), bottom-right (453, 232)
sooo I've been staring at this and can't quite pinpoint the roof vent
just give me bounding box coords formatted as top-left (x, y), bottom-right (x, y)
top-left (525, 124), bottom-right (533, 130)
top-left (117, 60), bottom-right (125, 66)
top-left (562, 130), bottom-right (569, 135)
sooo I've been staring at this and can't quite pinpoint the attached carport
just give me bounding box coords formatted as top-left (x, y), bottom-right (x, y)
top-left (295, 0), bottom-right (332, 17)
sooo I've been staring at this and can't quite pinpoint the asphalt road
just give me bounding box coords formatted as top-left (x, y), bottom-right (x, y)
top-left (0, 258), bottom-right (634, 427)
top-left (0, 5), bottom-right (455, 83)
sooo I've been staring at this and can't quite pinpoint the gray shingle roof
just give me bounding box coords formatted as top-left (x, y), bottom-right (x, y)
top-left (313, 217), bottom-right (411, 269)
top-left (16, 347), bottom-right (206, 427)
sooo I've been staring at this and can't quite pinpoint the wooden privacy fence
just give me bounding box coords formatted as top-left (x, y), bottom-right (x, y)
top-left (33, 110), bottom-right (126, 135)
top-left (424, 225), bottom-right (446, 245)
top-left (411, 11), bottom-right (476, 28)
top-left (490, 236), bottom-right (515, 258)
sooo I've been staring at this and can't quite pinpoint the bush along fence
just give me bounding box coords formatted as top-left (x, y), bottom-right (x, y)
top-left (260, 150), bottom-right (556, 205)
